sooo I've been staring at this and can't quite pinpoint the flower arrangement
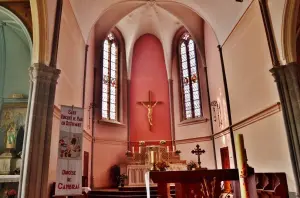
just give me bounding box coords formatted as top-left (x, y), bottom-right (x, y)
top-left (125, 150), bottom-right (132, 157)
top-left (139, 141), bottom-right (145, 146)
top-left (159, 140), bottom-right (166, 145)
top-left (117, 173), bottom-right (128, 187)
top-left (6, 189), bottom-right (17, 198)
top-left (156, 161), bottom-right (169, 171)
top-left (175, 150), bottom-right (181, 155)
top-left (187, 160), bottom-right (197, 170)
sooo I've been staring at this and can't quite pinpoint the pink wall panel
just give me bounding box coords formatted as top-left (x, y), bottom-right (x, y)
top-left (130, 34), bottom-right (171, 142)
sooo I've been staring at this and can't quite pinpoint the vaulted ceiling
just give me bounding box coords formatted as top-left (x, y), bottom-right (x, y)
top-left (69, 0), bottom-right (252, 44)
top-left (69, 0), bottom-right (253, 78)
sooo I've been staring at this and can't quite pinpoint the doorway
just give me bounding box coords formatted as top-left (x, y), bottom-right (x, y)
top-left (220, 147), bottom-right (231, 193)
top-left (83, 151), bottom-right (89, 187)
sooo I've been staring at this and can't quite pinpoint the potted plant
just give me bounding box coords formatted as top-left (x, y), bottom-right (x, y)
top-left (125, 150), bottom-right (132, 157)
top-left (118, 174), bottom-right (128, 187)
top-left (6, 189), bottom-right (17, 198)
top-left (187, 161), bottom-right (197, 170)
top-left (156, 161), bottom-right (169, 171)
top-left (175, 150), bottom-right (181, 155)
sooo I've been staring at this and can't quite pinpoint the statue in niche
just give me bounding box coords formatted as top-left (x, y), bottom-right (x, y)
top-left (6, 122), bottom-right (17, 149)
top-left (0, 103), bottom-right (26, 174)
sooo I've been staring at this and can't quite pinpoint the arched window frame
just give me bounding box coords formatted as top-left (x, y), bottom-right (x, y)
top-left (101, 32), bottom-right (120, 121)
top-left (178, 32), bottom-right (202, 120)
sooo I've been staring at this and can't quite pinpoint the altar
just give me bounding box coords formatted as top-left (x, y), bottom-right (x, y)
top-left (125, 141), bottom-right (186, 186)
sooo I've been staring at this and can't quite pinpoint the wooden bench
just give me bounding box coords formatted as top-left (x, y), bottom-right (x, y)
top-left (255, 173), bottom-right (288, 198)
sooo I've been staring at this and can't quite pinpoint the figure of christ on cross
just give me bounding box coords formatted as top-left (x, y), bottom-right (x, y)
top-left (137, 91), bottom-right (162, 131)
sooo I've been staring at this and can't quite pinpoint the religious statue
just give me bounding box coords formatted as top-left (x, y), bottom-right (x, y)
top-left (5, 122), bottom-right (17, 149)
top-left (137, 91), bottom-right (162, 131)
top-left (141, 101), bottom-right (158, 126)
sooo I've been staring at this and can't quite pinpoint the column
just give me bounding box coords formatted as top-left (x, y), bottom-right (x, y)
top-left (270, 62), bottom-right (300, 197)
top-left (19, 63), bottom-right (60, 198)
top-left (168, 79), bottom-right (176, 148)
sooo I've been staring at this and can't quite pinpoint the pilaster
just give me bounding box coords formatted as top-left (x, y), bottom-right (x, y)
top-left (168, 79), bottom-right (175, 147)
top-left (270, 62), bottom-right (300, 196)
top-left (19, 63), bottom-right (60, 198)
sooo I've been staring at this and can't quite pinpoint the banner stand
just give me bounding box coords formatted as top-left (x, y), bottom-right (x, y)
top-left (54, 105), bottom-right (84, 196)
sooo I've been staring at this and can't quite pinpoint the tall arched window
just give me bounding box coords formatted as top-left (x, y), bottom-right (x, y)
top-left (102, 33), bottom-right (119, 120)
top-left (179, 33), bottom-right (202, 120)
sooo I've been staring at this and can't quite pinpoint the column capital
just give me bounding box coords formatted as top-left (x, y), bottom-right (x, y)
top-left (29, 63), bottom-right (60, 83)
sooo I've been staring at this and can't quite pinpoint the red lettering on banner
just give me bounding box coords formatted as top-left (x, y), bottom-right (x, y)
top-left (57, 183), bottom-right (79, 189)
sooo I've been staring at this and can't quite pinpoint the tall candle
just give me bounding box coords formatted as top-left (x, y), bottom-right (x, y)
top-left (173, 146), bottom-right (175, 152)
top-left (132, 146), bottom-right (135, 153)
top-left (167, 146), bottom-right (169, 152)
top-left (139, 146), bottom-right (141, 153)
top-left (150, 151), bottom-right (154, 163)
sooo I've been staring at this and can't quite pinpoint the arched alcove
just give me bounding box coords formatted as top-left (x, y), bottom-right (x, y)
top-left (0, 5), bottom-right (32, 194)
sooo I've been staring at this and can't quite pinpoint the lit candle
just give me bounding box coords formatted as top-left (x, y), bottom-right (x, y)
top-left (132, 146), bottom-right (135, 153)
top-left (150, 151), bottom-right (154, 163)
top-left (139, 146), bottom-right (141, 153)
top-left (173, 146), bottom-right (175, 152)
top-left (167, 146), bottom-right (169, 152)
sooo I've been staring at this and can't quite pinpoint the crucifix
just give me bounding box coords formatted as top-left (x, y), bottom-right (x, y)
top-left (137, 91), bottom-right (162, 131)
top-left (191, 144), bottom-right (206, 168)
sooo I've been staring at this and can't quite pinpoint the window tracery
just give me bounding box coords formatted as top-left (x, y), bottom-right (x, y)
top-left (178, 33), bottom-right (202, 120)
top-left (102, 32), bottom-right (119, 120)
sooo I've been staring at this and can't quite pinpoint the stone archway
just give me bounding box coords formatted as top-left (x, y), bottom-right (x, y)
top-left (29, 0), bottom-right (49, 65)
top-left (282, 0), bottom-right (300, 64)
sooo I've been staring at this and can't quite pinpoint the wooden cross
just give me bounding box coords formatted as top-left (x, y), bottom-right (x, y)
top-left (137, 91), bottom-right (162, 131)
top-left (191, 144), bottom-right (205, 168)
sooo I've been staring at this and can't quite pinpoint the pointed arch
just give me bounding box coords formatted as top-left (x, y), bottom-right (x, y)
top-left (172, 27), bottom-right (204, 121)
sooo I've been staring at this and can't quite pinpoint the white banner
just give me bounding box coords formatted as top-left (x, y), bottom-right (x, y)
top-left (55, 105), bottom-right (83, 196)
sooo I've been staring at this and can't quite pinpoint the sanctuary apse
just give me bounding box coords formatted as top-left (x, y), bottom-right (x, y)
top-left (0, 0), bottom-right (299, 198)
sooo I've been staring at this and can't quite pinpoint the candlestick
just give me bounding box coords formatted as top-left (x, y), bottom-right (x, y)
top-left (132, 146), bottom-right (134, 153)
top-left (150, 151), bottom-right (154, 163)
top-left (167, 146), bottom-right (169, 152)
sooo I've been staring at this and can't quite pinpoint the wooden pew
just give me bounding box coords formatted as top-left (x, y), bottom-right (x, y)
top-left (255, 173), bottom-right (288, 198)
top-left (150, 169), bottom-right (240, 198)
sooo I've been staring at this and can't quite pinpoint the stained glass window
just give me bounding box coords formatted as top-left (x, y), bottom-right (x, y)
top-left (179, 33), bottom-right (202, 120)
top-left (102, 33), bottom-right (119, 120)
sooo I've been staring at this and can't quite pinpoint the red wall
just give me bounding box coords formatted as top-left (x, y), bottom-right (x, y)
top-left (130, 34), bottom-right (171, 142)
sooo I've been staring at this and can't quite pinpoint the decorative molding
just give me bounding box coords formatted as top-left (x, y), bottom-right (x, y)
top-left (232, 102), bottom-right (281, 131)
top-left (94, 138), bottom-right (127, 145)
top-left (96, 119), bottom-right (126, 127)
top-left (83, 130), bottom-right (92, 142)
top-left (213, 102), bottom-right (281, 139)
top-left (282, 0), bottom-right (299, 64)
top-left (176, 102), bottom-right (282, 143)
top-left (178, 117), bottom-right (209, 127)
top-left (175, 136), bottom-right (212, 145)
top-left (214, 128), bottom-right (231, 139)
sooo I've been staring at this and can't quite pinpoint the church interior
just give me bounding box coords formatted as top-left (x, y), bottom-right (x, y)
top-left (0, 0), bottom-right (300, 197)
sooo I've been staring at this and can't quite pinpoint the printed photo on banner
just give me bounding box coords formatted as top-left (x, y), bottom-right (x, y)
top-left (59, 131), bottom-right (82, 159)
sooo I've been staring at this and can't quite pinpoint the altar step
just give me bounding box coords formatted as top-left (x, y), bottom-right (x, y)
top-left (88, 186), bottom-right (176, 198)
